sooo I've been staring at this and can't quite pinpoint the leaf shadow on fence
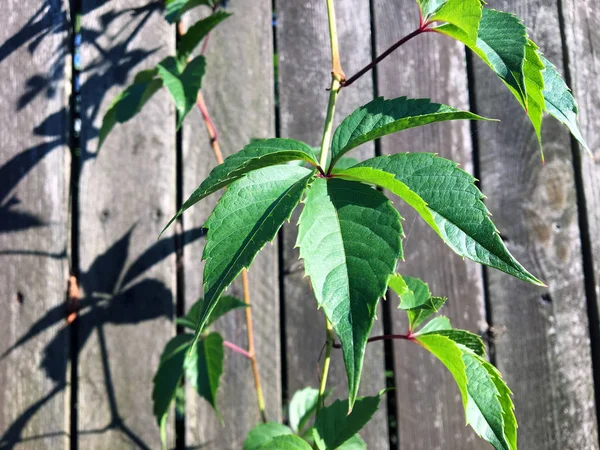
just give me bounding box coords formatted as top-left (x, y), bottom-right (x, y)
top-left (0, 226), bottom-right (206, 449)
top-left (0, 0), bottom-right (161, 233)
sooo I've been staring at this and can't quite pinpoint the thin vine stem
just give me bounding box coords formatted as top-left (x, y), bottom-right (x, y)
top-left (178, 17), bottom-right (267, 424)
top-left (332, 333), bottom-right (415, 349)
top-left (317, 319), bottom-right (335, 415)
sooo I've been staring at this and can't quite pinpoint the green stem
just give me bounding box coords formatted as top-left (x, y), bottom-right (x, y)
top-left (316, 318), bottom-right (335, 415)
top-left (318, 79), bottom-right (341, 169)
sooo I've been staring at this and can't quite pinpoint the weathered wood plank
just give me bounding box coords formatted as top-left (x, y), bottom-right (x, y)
top-left (181, 2), bottom-right (279, 448)
top-left (473, 1), bottom-right (598, 449)
top-left (78, 2), bottom-right (176, 448)
top-left (372, 1), bottom-right (487, 448)
top-left (0, 1), bottom-right (70, 448)
top-left (277, 1), bottom-right (389, 447)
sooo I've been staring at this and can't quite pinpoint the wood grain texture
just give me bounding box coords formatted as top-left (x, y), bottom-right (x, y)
top-left (181, 1), bottom-right (279, 448)
top-left (0, 1), bottom-right (70, 448)
top-left (277, 1), bottom-right (389, 447)
top-left (78, 1), bottom-right (176, 448)
top-left (372, 1), bottom-right (487, 449)
top-left (473, 1), bottom-right (598, 449)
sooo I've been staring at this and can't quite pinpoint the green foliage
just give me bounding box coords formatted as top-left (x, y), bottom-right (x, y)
top-left (338, 153), bottom-right (543, 285)
top-left (165, 0), bottom-right (215, 23)
top-left (177, 295), bottom-right (247, 330)
top-left (388, 274), bottom-right (447, 330)
top-left (244, 423), bottom-right (295, 450)
top-left (297, 178), bottom-right (403, 409)
top-left (329, 96), bottom-right (490, 169)
top-left (185, 332), bottom-right (224, 416)
top-left (288, 388), bottom-right (321, 434)
top-left (177, 11), bottom-right (231, 61)
top-left (419, 0), bottom-right (483, 44)
top-left (256, 435), bottom-right (313, 450)
top-left (312, 392), bottom-right (385, 450)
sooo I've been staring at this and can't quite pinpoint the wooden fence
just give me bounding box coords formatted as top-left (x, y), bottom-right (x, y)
top-left (1, 0), bottom-right (599, 449)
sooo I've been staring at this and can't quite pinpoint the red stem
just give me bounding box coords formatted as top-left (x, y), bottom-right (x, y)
top-left (224, 340), bottom-right (252, 359)
top-left (332, 333), bottom-right (415, 349)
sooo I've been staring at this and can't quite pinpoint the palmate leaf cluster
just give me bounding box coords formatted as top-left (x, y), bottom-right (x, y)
top-left (97, 0), bottom-right (589, 448)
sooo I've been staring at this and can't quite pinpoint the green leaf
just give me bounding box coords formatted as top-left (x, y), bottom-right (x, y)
top-left (522, 39), bottom-right (546, 152)
top-left (541, 55), bottom-right (590, 155)
top-left (177, 11), bottom-right (231, 60)
top-left (330, 96), bottom-right (491, 169)
top-left (417, 334), bottom-right (516, 450)
top-left (420, 329), bottom-right (486, 356)
top-left (257, 435), bottom-right (313, 450)
top-left (312, 392), bottom-right (385, 450)
top-left (338, 435), bottom-right (366, 450)
top-left (244, 423), bottom-right (295, 450)
top-left (98, 76), bottom-right (163, 151)
top-left (337, 154), bottom-right (543, 285)
top-left (157, 55), bottom-right (206, 129)
top-left (177, 295), bottom-right (247, 330)
top-left (424, 0), bottom-right (483, 45)
top-left (388, 274), bottom-right (446, 330)
top-left (162, 139), bottom-right (318, 234)
top-left (185, 332), bottom-right (224, 415)
top-left (165, 0), bottom-right (214, 23)
top-left (152, 334), bottom-right (193, 448)
top-left (417, 315), bottom-right (452, 334)
top-left (288, 387), bottom-right (320, 433)
top-left (297, 178), bottom-right (403, 409)
top-left (191, 166), bottom-right (314, 351)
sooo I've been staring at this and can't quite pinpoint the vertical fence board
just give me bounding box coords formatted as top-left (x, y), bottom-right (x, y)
top-left (78, 2), bottom-right (176, 448)
top-left (473, 1), bottom-right (598, 449)
top-left (372, 1), bottom-right (487, 448)
top-left (277, 1), bottom-right (389, 447)
top-left (0, 1), bottom-right (70, 448)
top-left (182, 1), bottom-right (279, 448)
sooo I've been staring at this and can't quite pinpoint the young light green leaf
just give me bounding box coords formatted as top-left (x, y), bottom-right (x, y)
top-left (330, 96), bottom-right (491, 169)
top-left (337, 154), bottom-right (543, 286)
top-left (417, 315), bottom-right (452, 334)
top-left (243, 422), bottom-right (295, 450)
top-left (388, 274), bottom-right (446, 329)
top-left (417, 334), bottom-right (516, 450)
top-left (177, 11), bottom-right (231, 60)
top-left (165, 0), bottom-right (214, 23)
top-left (162, 139), bottom-right (318, 234)
top-left (312, 392), bottom-right (385, 450)
top-left (152, 334), bottom-right (193, 449)
top-left (177, 295), bottom-right (247, 330)
top-left (157, 55), bottom-right (206, 129)
top-left (338, 434), bottom-right (366, 450)
top-left (185, 332), bottom-right (224, 415)
top-left (523, 39), bottom-right (546, 152)
top-left (98, 76), bottom-right (163, 151)
top-left (422, 0), bottom-right (483, 45)
top-left (190, 166), bottom-right (314, 352)
top-left (541, 55), bottom-right (590, 155)
top-left (257, 435), bottom-right (313, 450)
top-left (420, 329), bottom-right (486, 356)
top-left (288, 387), bottom-right (320, 433)
top-left (297, 179), bottom-right (403, 409)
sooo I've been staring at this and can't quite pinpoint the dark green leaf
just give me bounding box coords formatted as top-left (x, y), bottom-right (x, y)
top-left (257, 435), bottom-right (313, 450)
top-left (243, 422), bottom-right (294, 450)
top-left (157, 55), bottom-right (206, 129)
top-left (152, 334), bottom-right (193, 448)
top-left (162, 139), bottom-right (318, 234)
top-left (338, 154), bottom-right (543, 285)
top-left (297, 179), bottom-right (403, 409)
top-left (388, 274), bottom-right (446, 330)
top-left (165, 0), bottom-right (214, 23)
top-left (177, 295), bottom-right (247, 330)
top-left (330, 96), bottom-right (491, 169)
top-left (417, 334), bottom-right (516, 450)
top-left (177, 11), bottom-right (232, 60)
top-left (288, 387), bottom-right (320, 433)
top-left (312, 392), bottom-right (385, 450)
top-left (98, 77), bottom-right (163, 151)
top-left (191, 166), bottom-right (314, 351)
top-left (185, 332), bottom-right (224, 415)
top-left (541, 55), bottom-right (590, 154)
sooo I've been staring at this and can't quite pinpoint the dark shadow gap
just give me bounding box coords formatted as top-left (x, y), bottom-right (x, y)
top-left (556, 0), bottom-right (600, 440)
top-left (175, 19), bottom-right (186, 450)
top-left (367, 2), bottom-right (396, 449)
top-left (68, 1), bottom-right (82, 449)
top-left (272, 0), bottom-right (288, 411)
top-left (464, 48), bottom-right (495, 366)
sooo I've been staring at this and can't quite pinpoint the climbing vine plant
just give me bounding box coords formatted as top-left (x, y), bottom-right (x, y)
top-left (100, 0), bottom-right (589, 448)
